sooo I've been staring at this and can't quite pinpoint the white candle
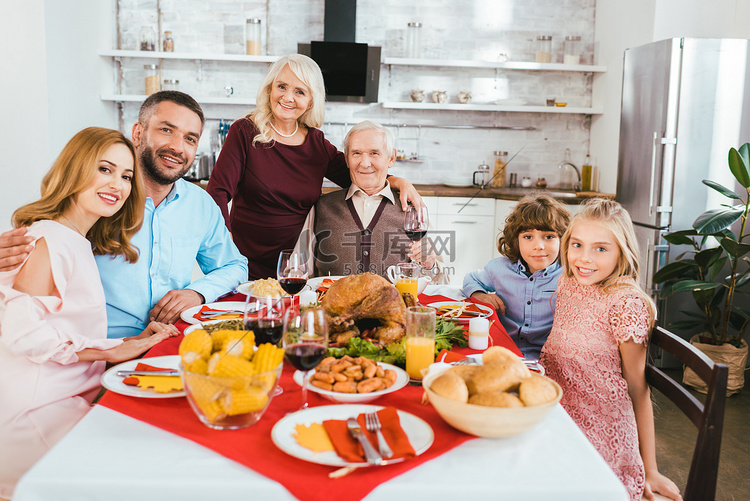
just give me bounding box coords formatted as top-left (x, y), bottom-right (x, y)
top-left (468, 317), bottom-right (490, 350)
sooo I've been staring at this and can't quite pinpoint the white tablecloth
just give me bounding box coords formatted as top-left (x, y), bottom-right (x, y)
top-left (14, 284), bottom-right (628, 501)
top-left (15, 404), bottom-right (628, 501)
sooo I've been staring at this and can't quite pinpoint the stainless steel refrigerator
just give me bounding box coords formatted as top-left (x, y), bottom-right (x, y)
top-left (616, 37), bottom-right (750, 329)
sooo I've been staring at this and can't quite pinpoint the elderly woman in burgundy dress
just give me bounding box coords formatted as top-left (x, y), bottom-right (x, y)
top-left (207, 54), bottom-right (421, 279)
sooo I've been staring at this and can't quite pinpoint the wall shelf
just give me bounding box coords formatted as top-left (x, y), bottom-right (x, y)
top-left (100, 49), bottom-right (279, 63)
top-left (381, 102), bottom-right (602, 114)
top-left (101, 93), bottom-right (255, 105)
top-left (383, 57), bottom-right (606, 72)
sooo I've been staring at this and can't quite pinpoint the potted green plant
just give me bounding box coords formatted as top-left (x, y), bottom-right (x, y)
top-left (653, 143), bottom-right (750, 395)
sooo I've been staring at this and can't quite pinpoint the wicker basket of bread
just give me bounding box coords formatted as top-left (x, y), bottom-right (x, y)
top-left (422, 346), bottom-right (562, 438)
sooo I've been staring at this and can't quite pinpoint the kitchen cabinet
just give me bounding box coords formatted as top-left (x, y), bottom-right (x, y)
top-left (426, 197), bottom-right (495, 286)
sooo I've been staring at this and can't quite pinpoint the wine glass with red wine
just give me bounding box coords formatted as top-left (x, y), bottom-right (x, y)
top-left (282, 306), bottom-right (328, 410)
top-left (253, 296), bottom-right (285, 395)
top-left (404, 204), bottom-right (429, 242)
top-left (277, 249), bottom-right (309, 308)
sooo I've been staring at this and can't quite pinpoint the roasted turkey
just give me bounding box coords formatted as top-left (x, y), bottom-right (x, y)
top-left (321, 273), bottom-right (408, 346)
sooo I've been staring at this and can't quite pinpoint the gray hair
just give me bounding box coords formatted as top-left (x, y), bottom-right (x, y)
top-left (343, 121), bottom-right (395, 157)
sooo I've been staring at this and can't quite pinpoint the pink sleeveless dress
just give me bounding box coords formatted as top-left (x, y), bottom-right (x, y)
top-left (540, 275), bottom-right (649, 501)
top-left (0, 220), bottom-right (123, 498)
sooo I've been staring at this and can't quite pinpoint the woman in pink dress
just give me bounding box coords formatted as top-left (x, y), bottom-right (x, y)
top-left (540, 199), bottom-right (681, 501)
top-left (0, 127), bottom-right (179, 498)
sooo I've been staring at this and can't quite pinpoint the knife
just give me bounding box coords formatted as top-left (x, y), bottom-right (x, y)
top-left (117, 370), bottom-right (180, 377)
top-left (346, 418), bottom-right (383, 465)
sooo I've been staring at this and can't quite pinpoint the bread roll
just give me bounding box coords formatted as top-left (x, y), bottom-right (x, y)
top-left (466, 360), bottom-right (531, 395)
top-left (447, 364), bottom-right (480, 383)
top-left (482, 346), bottom-right (520, 366)
top-left (519, 375), bottom-right (558, 406)
top-left (469, 391), bottom-right (524, 408)
top-left (430, 372), bottom-right (469, 403)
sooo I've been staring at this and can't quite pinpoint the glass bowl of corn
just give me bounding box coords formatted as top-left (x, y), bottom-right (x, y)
top-left (179, 327), bottom-right (284, 430)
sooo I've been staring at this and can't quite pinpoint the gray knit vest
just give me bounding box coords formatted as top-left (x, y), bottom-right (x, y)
top-left (314, 189), bottom-right (410, 277)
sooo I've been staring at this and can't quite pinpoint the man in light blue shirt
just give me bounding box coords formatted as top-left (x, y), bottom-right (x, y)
top-left (99, 91), bottom-right (247, 338)
top-left (0, 91), bottom-right (248, 338)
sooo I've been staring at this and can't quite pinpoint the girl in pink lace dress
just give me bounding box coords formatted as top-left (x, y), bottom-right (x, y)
top-left (540, 199), bottom-right (681, 501)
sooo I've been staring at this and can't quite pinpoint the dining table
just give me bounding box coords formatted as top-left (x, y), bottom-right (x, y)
top-left (13, 284), bottom-right (629, 501)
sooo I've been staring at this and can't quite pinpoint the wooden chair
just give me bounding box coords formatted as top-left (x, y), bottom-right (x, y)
top-left (646, 326), bottom-right (729, 501)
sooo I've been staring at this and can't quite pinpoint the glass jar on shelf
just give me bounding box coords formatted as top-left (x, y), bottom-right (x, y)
top-left (163, 31), bottom-right (174, 52)
top-left (245, 18), bottom-right (261, 55)
top-left (564, 36), bottom-right (581, 65)
top-left (144, 64), bottom-right (160, 95)
top-left (535, 35), bottom-right (552, 63)
top-left (139, 26), bottom-right (156, 51)
top-left (162, 79), bottom-right (179, 91)
top-left (406, 22), bottom-right (422, 59)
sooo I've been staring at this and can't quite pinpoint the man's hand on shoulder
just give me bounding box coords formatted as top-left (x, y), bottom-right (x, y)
top-left (0, 227), bottom-right (34, 272)
top-left (149, 289), bottom-right (205, 324)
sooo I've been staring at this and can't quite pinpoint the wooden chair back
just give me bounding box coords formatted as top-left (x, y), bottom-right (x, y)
top-left (646, 326), bottom-right (728, 501)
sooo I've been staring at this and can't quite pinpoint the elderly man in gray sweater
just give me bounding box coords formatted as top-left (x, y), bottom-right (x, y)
top-left (296, 120), bottom-right (439, 278)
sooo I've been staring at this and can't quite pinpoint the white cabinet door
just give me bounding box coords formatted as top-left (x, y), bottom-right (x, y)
top-left (429, 197), bottom-right (495, 286)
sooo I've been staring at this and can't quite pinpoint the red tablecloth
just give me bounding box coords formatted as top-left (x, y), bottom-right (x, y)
top-left (98, 292), bottom-right (519, 501)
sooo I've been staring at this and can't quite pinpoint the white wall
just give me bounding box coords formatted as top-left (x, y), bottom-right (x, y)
top-left (0, 0), bottom-right (50, 230)
top-left (0, 0), bottom-right (116, 232)
top-left (592, 0), bottom-right (750, 195)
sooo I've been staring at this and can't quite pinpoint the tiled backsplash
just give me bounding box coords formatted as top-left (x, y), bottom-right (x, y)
top-left (116, 0), bottom-right (596, 188)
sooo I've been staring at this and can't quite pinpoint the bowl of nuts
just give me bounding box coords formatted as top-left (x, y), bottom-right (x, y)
top-left (293, 355), bottom-right (409, 404)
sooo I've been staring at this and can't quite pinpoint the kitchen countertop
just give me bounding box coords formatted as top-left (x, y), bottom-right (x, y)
top-left (193, 179), bottom-right (614, 204)
top-left (324, 184), bottom-right (615, 204)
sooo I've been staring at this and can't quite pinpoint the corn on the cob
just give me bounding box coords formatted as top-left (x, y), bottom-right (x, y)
top-left (220, 387), bottom-right (269, 415)
top-left (210, 354), bottom-right (255, 379)
top-left (221, 335), bottom-right (255, 359)
top-left (182, 355), bottom-right (209, 375)
top-left (253, 343), bottom-right (285, 373)
top-left (179, 329), bottom-right (212, 360)
top-left (211, 329), bottom-right (254, 353)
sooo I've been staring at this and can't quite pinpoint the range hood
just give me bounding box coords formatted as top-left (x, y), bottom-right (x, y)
top-left (297, 0), bottom-right (381, 103)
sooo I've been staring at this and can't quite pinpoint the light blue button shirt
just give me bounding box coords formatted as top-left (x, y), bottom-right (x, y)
top-left (462, 256), bottom-right (562, 359)
top-left (96, 179), bottom-right (248, 338)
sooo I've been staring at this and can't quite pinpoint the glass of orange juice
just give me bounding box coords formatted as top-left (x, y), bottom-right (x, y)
top-left (405, 306), bottom-right (436, 381)
top-left (392, 262), bottom-right (420, 298)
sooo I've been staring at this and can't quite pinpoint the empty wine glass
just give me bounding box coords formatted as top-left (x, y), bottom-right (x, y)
top-left (277, 249), bottom-right (309, 309)
top-left (282, 306), bottom-right (328, 410)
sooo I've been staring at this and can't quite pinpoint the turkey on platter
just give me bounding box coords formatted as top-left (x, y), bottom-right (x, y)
top-left (321, 273), bottom-right (415, 347)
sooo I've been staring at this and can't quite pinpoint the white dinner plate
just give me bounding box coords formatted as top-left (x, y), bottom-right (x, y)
top-left (183, 318), bottom-right (245, 335)
top-left (428, 301), bottom-right (494, 323)
top-left (101, 355), bottom-right (185, 398)
top-left (292, 362), bottom-right (409, 404)
top-left (180, 301), bottom-right (247, 325)
top-left (271, 404), bottom-right (434, 467)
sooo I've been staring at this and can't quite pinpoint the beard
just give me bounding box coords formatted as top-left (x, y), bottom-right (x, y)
top-left (139, 144), bottom-right (191, 185)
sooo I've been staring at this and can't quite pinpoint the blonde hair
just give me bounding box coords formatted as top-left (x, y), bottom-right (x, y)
top-left (249, 54), bottom-right (326, 145)
top-left (498, 192), bottom-right (570, 261)
top-left (560, 198), bottom-right (656, 326)
top-left (12, 127), bottom-right (144, 263)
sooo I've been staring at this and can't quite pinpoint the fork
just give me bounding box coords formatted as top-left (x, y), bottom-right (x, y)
top-left (364, 413), bottom-right (393, 459)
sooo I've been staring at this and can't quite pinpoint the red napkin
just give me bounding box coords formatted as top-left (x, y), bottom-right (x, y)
top-left (322, 407), bottom-right (415, 463)
top-left (436, 350), bottom-right (468, 364)
top-left (193, 305), bottom-right (243, 321)
top-left (122, 362), bottom-right (176, 387)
